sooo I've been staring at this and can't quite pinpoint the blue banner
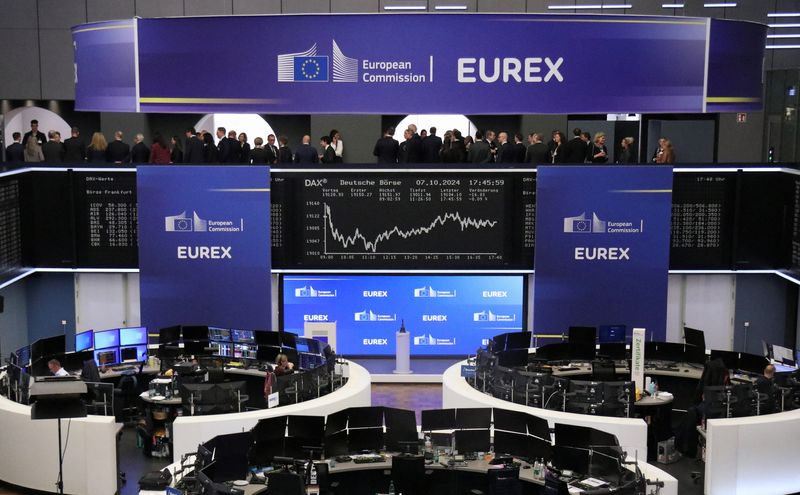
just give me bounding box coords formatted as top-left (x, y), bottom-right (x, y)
top-left (282, 275), bottom-right (524, 356)
top-left (72, 14), bottom-right (765, 114)
top-left (533, 166), bottom-right (672, 340)
top-left (138, 166), bottom-right (271, 331)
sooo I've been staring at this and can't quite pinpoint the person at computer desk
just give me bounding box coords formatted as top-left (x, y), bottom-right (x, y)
top-left (274, 353), bottom-right (294, 376)
top-left (47, 359), bottom-right (69, 377)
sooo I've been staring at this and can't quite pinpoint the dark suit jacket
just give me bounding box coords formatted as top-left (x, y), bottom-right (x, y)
top-left (217, 137), bottom-right (232, 163)
top-left (278, 146), bottom-right (293, 163)
top-left (514, 143), bottom-right (527, 163)
top-left (22, 131), bottom-right (47, 147)
top-left (497, 142), bottom-right (516, 163)
top-left (525, 143), bottom-right (551, 164)
top-left (131, 142), bottom-right (150, 163)
top-left (563, 137), bottom-right (588, 163)
top-left (422, 135), bottom-right (443, 163)
top-left (106, 140), bottom-right (130, 163)
top-left (321, 145), bottom-right (337, 164)
top-left (406, 134), bottom-right (423, 163)
top-left (183, 136), bottom-right (204, 164)
top-left (5, 143), bottom-right (24, 164)
top-left (239, 143), bottom-right (251, 164)
top-left (62, 137), bottom-right (86, 163)
top-left (468, 140), bottom-right (491, 163)
top-left (373, 136), bottom-right (399, 164)
top-left (250, 147), bottom-right (269, 164)
top-left (264, 144), bottom-right (279, 164)
top-left (227, 139), bottom-right (241, 164)
top-left (294, 144), bottom-right (319, 164)
top-left (42, 141), bottom-right (64, 163)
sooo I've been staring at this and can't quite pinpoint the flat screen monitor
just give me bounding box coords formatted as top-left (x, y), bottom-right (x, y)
top-left (231, 329), bottom-right (256, 344)
top-left (555, 423), bottom-right (592, 449)
top-left (159, 325), bottom-right (181, 344)
top-left (121, 345), bottom-right (147, 362)
top-left (644, 342), bottom-right (686, 362)
top-left (16, 345), bottom-right (31, 367)
top-left (94, 329), bottom-right (120, 350)
top-left (685, 343), bottom-right (707, 365)
top-left (684, 327), bottom-right (706, 351)
top-left (182, 325), bottom-right (209, 341)
top-left (568, 343), bottom-right (596, 362)
top-left (568, 326), bottom-right (596, 346)
top-left (710, 350), bottom-right (739, 370)
top-left (295, 338), bottom-right (311, 354)
top-left (94, 348), bottom-right (119, 366)
top-left (31, 335), bottom-right (66, 363)
top-left (492, 333), bottom-right (507, 351)
top-left (287, 415), bottom-right (325, 440)
top-left (233, 343), bottom-right (257, 360)
top-left (61, 350), bottom-right (92, 372)
top-left (119, 327), bottom-right (147, 346)
top-left (454, 429), bottom-right (490, 454)
top-left (348, 406), bottom-right (383, 428)
top-left (298, 353), bottom-right (324, 370)
top-left (75, 331), bottom-right (93, 352)
top-left (384, 407), bottom-right (417, 433)
top-left (553, 446), bottom-right (590, 475)
top-left (533, 343), bottom-right (572, 362)
top-left (325, 409), bottom-right (349, 436)
top-left (525, 414), bottom-right (551, 441)
top-left (504, 332), bottom-right (532, 350)
top-left (421, 408), bottom-right (456, 431)
top-left (455, 408), bottom-right (491, 429)
top-left (493, 430), bottom-right (531, 459)
top-left (348, 427), bottom-right (384, 453)
top-left (598, 325), bottom-right (626, 344)
top-left (597, 343), bottom-right (628, 360)
top-left (497, 349), bottom-right (529, 368)
top-left (280, 330), bottom-right (297, 349)
top-left (183, 340), bottom-right (210, 356)
top-left (252, 416), bottom-right (288, 442)
top-left (492, 408), bottom-right (528, 434)
top-left (256, 331), bottom-right (282, 347)
top-left (205, 432), bottom-right (252, 483)
top-left (772, 344), bottom-right (795, 365)
top-left (324, 430), bottom-right (349, 457)
top-left (256, 346), bottom-right (281, 362)
top-left (208, 327), bottom-right (231, 342)
top-left (530, 435), bottom-right (554, 462)
top-left (211, 342), bottom-right (233, 358)
top-left (739, 353), bottom-right (770, 374)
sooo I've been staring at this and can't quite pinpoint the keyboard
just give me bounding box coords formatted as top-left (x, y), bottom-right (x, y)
top-left (352, 454), bottom-right (385, 464)
top-left (334, 456), bottom-right (352, 463)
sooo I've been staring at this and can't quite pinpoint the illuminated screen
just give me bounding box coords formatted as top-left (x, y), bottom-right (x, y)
top-left (94, 348), bottom-right (119, 366)
top-left (121, 344), bottom-right (148, 362)
top-left (119, 327), bottom-right (147, 346)
top-left (282, 275), bottom-right (525, 355)
top-left (75, 331), bottom-right (93, 352)
top-left (94, 329), bottom-right (120, 350)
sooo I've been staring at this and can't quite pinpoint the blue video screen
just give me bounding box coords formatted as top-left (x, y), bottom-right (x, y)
top-left (75, 331), bottom-right (94, 352)
top-left (231, 329), bottom-right (255, 344)
top-left (94, 329), bottom-right (120, 350)
top-left (119, 327), bottom-right (147, 346)
top-left (282, 275), bottom-right (525, 356)
top-left (209, 327), bottom-right (232, 342)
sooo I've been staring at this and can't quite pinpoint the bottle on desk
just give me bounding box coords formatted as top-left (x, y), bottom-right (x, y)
top-left (388, 480), bottom-right (395, 495)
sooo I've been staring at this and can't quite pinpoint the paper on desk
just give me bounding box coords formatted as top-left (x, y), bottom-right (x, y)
top-left (581, 477), bottom-right (607, 487)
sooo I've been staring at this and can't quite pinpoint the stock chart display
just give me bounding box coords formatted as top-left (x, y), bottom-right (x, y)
top-left (270, 172), bottom-right (536, 269)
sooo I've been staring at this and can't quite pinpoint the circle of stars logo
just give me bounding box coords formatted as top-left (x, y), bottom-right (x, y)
top-left (301, 58), bottom-right (321, 79)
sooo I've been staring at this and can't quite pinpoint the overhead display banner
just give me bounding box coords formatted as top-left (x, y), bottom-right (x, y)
top-left (138, 166), bottom-right (271, 331)
top-left (72, 14), bottom-right (765, 114)
top-left (533, 166), bottom-right (672, 341)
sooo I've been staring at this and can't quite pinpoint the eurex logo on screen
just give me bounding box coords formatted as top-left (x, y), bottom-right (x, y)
top-left (165, 211), bottom-right (244, 233)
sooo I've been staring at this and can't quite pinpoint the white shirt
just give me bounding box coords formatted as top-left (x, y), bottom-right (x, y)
top-left (54, 367), bottom-right (69, 377)
top-left (332, 139), bottom-right (344, 158)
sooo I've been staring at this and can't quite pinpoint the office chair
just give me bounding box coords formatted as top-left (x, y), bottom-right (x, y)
top-left (265, 470), bottom-right (305, 495)
top-left (314, 462), bottom-right (340, 495)
top-left (511, 370), bottom-right (543, 407)
top-left (390, 455), bottom-right (429, 495)
top-left (591, 360), bottom-right (616, 381)
top-left (470, 466), bottom-right (522, 495)
top-left (491, 366), bottom-right (514, 402)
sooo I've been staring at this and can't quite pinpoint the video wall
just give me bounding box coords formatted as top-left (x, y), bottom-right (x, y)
top-left (282, 275), bottom-right (525, 356)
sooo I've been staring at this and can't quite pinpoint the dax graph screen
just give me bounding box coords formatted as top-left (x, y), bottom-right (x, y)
top-left (282, 274), bottom-right (525, 356)
top-left (270, 172), bottom-right (536, 269)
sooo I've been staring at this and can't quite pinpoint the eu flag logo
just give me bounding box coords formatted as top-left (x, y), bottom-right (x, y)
top-left (293, 56), bottom-right (329, 82)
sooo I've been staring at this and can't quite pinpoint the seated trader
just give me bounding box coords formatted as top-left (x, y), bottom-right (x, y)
top-left (48, 359), bottom-right (69, 377)
top-left (274, 353), bottom-right (295, 376)
top-left (756, 364), bottom-right (777, 414)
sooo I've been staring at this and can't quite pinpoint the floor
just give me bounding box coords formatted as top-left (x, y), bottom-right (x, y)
top-left (0, 384), bottom-right (704, 494)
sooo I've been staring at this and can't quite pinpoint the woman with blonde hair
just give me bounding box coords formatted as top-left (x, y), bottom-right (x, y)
top-left (618, 137), bottom-right (637, 164)
top-left (589, 132), bottom-right (608, 163)
top-left (656, 139), bottom-right (675, 164)
top-left (87, 132), bottom-right (108, 163)
top-left (23, 136), bottom-right (44, 163)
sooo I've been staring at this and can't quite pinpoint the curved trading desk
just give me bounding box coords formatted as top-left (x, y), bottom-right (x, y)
top-left (171, 360), bottom-right (371, 461)
top-left (0, 393), bottom-right (119, 494)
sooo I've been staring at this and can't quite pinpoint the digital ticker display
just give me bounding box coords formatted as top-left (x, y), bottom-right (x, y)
top-left (282, 275), bottom-right (525, 356)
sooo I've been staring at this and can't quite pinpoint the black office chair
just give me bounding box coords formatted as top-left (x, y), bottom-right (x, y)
top-left (470, 466), bottom-right (522, 495)
top-left (314, 462), bottom-right (340, 495)
top-left (591, 360), bottom-right (616, 381)
top-left (491, 366), bottom-right (514, 402)
top-left (207, 367), bottom-right (225, 384)
top-left (265, 470), bottom-right (305, 495)
top-left (511, 370), bottom-right (542, 407)
top-left (390, 455), bottom-right (428, 495)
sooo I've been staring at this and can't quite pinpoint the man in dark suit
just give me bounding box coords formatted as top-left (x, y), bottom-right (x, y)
top-left (468, 130), bottom-right (490, 164)
top-left (106, 131), bottom-right (130, 164)
top-left (130, 133), bottom-right (150, 163)
top-left (320, 136), bottom-right (337, 164)
top-left (215, 127), bottom-right (231, 163)
top-left (513, 133), bottom-right (527, 163)
top-left (485, 130), bottom-right (498, 163)
top-left (278, 136), bottom-right (293, 163)
top-left (226, 130), bottom-right (241, 164)
top-left (406, 124), bottom-right (423, 163)
top-left (264, 134), bottom-right (279, 164)
top-left (373, 127), bottom-right (399, 164)
top-left (42, 131), bottom-right (65, 163)
top-left (63, 127), bottom-right (86, 163)
top-left (562, 128), bottom-right (588, 163)
top-left (22, 119), bottom-right (47, 148)
top-left (5, 132), bottom-right (25, 165)
top-left (525, 133), bottom-right (551, 165)
top-left (294, 135), bottom-right (319, 164)
top-left (183, 128), bottom-right (204, 164)
top-left (422, 127), bottom-right (443, 163)
top-left (497, 132), bottom-right (516, 163)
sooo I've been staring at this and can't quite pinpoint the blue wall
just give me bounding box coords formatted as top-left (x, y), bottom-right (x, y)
top-left (24, 273), bottom-right (76, 349)
top-left (733, 274), bottom-right (798, 354)
top-left (0, 280), bottom-right (29, 358)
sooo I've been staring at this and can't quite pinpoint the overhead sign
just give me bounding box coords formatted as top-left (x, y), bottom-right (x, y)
top-left (533, 166), bottom-right (672, 340)
top-left (72, 14), bottom-right (765, 114)
top-left (137, 166), bottom-right (272, 331)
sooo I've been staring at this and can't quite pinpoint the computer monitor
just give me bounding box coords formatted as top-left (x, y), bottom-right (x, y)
top-left (295, 338), bottom-right (311, 354)
top-left (231, 329), bottom-right (255, 344)
top-left (497, 349), bottom-right (529, 368)
top-left (208, 327), bottom-right (231, 342)
top-left (533, 343), bottom-right (572, 362)
top-left (568, 326), bottom-right (597, 346)
top-left (15, 345), bottom-right (31, 367)
top-left (31, 335), bottom-right (66, 363)
top-left (121, 345), bottom-right (147, 362)
top-left (683, 327), bottom-right (706, 351)
top-left (552, 446), bottom-right (590, 474)
top-left (598, 325), bottom-right (626, 344)
top-left (530, 435), bottom-right (554, 462)
top-left (421, 408), bottom-right (456, 431)
top-left (525, 414), bottom-right (551, 441)
top-left (75, 331), bottom-right (93, 352)
top-left (454, 429), bottom-right (490, 454)
top-left (119, 327), bottom-right (147, 346)
top-left (159, 325), bottom-right (181, 344)
top-left (287, 415), bottom-right (325, 440)
top-left (597, 343), bottom-right (628, 360)
top-left (282, 348), bottom-right (299, 367)
top-left (205, 432), bottom-right (252, 483)
top-left (772, 344), bottom-right (795, 365)
top-left (94, 348), bottom-right (119, 366)
top-left (183, 340), bottom-right (210, 356)
top-left (348, 406), bottom-right (383, 428)
top-left (348, 427), bottom-right (384, 453)
top-left (323, 430), bottom-right (349, 457)
top-left (325, 409), bottom-right (349, 436)
top-left (298, 353), bottom-right (324, 370)
top-left (60, 350), bottom-right (93, 372)
top-left (182, 325), bottom-right (209, 341)
top-left (94, 329), bottom-right (120, 350)
top-left (280, 330), bottom-right (298, 349)
top-left (455, 408), bottom-right (491, 429)
top-left (211, 342), bottom-right (233, 358)
top-left (252, 416), bottom-right (288, 442)
top-left (256, 345), bottom-right (281, 362)
top-left (685, 343), bottom-right (707, 365)
top-left (233, 343), bottom-right (257, 360)
top-left (710, 350), bottom-right (739, 371)
top-left (256, 330), bottom-right (282, 347)
top-left (384, 407), bottom-right (417, 433)
top-left (492, 431), bottom-right (530, 459)
top-left (492, 408), bottom-right (527, 434)
top-left (739, 352), bottom-right (770, 374)
top-left (504, 331), bottom-right (532, 350)
top-left (644, 342), bottom-right (686, 362)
